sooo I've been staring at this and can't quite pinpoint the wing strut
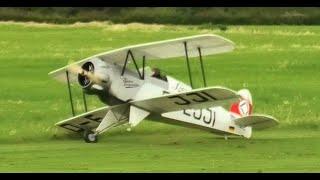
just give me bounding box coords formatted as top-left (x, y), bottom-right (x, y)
top-left (183, 41), bottom-right (194, 88)
top-left (198, 47), bottom-right (207, 87)
top-left (183, 42), bottom-right (208, 89)
top-left (142, 55), bottom-right (145, 80)
top-left (82, 90), bottom-right (88, 112)
top-left (66, 71), bottom-right (75, 116)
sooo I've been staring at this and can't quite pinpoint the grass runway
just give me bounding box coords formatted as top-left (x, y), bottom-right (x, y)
top-left (0, 22), bottom-right (319, 172)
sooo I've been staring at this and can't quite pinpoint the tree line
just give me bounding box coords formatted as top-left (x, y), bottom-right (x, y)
top-left (0, 7), bottom-right (319, 25)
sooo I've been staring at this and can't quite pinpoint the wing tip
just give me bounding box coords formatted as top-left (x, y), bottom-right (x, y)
top-left (48, 71), bottom-right (56, 76)
top-left (203, 33), bottom-right (236, 45)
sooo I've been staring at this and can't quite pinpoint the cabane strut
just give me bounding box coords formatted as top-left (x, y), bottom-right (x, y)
top-left (121, 50), bottom-right (145, 80)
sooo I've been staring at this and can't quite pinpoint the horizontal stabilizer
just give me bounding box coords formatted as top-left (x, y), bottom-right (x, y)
top-left (234, 114), bottom-right (279, 130)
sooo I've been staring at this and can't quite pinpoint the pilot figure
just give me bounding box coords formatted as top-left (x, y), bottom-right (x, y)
top-left (151, 68), bottom-right (161, 79)
top-left (151, 68), bottom-right (167, 81)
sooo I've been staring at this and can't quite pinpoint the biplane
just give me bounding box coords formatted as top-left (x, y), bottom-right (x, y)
top-left (49, 34), bottom-right (278, 143)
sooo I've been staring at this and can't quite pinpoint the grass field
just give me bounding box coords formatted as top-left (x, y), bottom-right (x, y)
top-left (0, 22), bottom-right (319, 172)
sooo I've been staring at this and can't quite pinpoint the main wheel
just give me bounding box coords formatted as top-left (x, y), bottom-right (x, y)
top-left (83, 130), bottom-right (98, 143)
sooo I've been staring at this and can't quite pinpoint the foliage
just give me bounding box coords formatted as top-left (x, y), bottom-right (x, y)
top-left (1, 7), bottom-right (320, 25)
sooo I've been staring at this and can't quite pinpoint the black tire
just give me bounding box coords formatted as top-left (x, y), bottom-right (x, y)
top-left (83, 130), bottom-right (98, 143)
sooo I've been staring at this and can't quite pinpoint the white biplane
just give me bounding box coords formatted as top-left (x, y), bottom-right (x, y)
top-left (49, 34), bottom-right (278, 143)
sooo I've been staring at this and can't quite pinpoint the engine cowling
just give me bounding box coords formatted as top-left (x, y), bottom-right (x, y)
top-left (78, 61), bottom-right (94, 89)
top-left (77, 58), bottom-right (110, 91)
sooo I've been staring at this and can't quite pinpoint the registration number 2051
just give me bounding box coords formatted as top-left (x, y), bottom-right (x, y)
top-left (183, 108), bottom-right (216, 127)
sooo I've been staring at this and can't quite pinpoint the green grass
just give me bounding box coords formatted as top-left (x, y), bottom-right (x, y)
top-left (0, 22), bottom-right (319, 172)
top-left (1, 128), bottom-right (319, 172)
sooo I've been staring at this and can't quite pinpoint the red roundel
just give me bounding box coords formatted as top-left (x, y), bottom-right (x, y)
top-left (230, 99), bottom-right (252, 117)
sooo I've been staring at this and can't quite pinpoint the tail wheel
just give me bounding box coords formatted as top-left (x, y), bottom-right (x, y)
top-left (83, 130), bottom-right (98, 143)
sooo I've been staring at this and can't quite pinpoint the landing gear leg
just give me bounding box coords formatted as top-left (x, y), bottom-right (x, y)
top-left (83, 129), bottom-right (98, 143)
top-left (224, 135), bottom-right (228, 140)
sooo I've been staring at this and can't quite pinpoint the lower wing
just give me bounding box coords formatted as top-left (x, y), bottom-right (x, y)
top-left (55, 104), bottom-right (130, 132)
top-left (130, 86), bottom-right (240, 114)
top-left (56, 86), bottom-right (240, 132)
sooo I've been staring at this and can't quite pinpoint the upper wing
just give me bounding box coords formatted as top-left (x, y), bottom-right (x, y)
top-left (49, 34), bottom-right (235, 83)
top-left (96, 34), bottom-right (235, 61)
top-left (130, 86), bottom-right (240, 114)
top-left (55, 104), bottom-right (130, 132)
top-left (234, 114), bottom-right (279, 130)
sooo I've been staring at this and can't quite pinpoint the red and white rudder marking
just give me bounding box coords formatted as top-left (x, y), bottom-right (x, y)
top-left (230, 89), bottom-right (253, 118)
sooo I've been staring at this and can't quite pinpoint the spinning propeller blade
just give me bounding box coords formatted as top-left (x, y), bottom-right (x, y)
top-left (67, 64), bottom-right (103, 85)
